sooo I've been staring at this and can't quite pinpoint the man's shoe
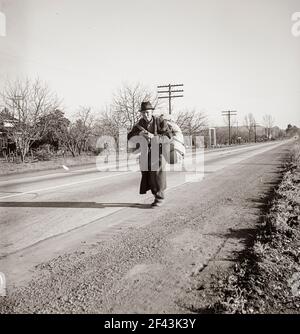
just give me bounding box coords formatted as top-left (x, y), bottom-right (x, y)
top-left (151, 198), bottom-right (164, 207)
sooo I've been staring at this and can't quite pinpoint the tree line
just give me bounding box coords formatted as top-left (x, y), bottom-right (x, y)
top-left (0, 78), bottom-right (291, 162)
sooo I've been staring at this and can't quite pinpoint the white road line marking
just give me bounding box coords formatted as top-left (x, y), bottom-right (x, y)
top-left (0, 171), bottom-right (133, 200)
top-left (0, 142), bottom-right (281, 186)
top-left (0, 141), bottom-right (286, 200)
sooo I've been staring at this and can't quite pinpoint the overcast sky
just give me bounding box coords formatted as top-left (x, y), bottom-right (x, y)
top-left (0, 0), bottom-right (300, 128)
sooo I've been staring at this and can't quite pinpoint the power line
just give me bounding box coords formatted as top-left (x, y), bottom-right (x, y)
top-left (157, 84), bottom-right (184, 115)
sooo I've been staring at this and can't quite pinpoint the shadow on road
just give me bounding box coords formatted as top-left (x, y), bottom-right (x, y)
top-left (0, 202), bottom-right (152, 209)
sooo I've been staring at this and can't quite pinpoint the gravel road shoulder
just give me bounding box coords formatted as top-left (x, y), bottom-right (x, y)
top-left (0, 143), bottom-right (291, 314)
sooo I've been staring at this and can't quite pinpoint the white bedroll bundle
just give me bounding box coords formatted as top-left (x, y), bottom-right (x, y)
top-left (132, 113), bottom-right (186, 165)
top-left (163, 116), bottom-right (186, 165)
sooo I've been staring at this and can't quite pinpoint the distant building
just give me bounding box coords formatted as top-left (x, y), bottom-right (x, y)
top-left (0, 109), bottom-right (18, 156)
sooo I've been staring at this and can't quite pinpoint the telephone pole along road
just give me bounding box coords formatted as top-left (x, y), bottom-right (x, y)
top-left (0, 140), bottom-right (293, 313)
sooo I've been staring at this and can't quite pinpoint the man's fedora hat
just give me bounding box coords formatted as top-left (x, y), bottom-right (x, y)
top-left (140, 101), bottom-right (155, 112)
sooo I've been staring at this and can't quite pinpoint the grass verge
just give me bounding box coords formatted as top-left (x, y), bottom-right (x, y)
top-left (204, 141), bottom-right (300, 314)
top-left (0, 155), bottom-right (97, 176)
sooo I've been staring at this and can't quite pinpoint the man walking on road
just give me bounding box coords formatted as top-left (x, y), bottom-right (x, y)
top-left (128, 101), bottom-right (173, 207)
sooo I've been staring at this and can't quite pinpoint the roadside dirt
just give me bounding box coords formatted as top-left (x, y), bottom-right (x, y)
top-left (0, 143), bottom-right (291, 314)
top-left (196, 146), bottom-right (300, 314)
top-left (0, 155), bottom-right (97, 176)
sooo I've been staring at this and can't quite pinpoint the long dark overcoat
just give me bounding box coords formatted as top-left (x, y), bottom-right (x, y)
top-left (128, 116), bottom-right (173, 197)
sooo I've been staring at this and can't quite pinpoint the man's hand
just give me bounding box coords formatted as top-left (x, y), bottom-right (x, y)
top-left (141, 131), bottom-right (154, 140)
top-left (146, 132), bottom-right (154, 139)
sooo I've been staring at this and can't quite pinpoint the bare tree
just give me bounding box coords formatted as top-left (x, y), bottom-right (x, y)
top-left (55, 106), bottom-right (95, 156)
top-left (0, 78), bottom-right (61, 161)
top-left (216, 127), bottom-right (229, 145)
top-left (174, 109), bottom-right (207, 136)
top-left (55, 122), bottom-right (78, 157)
top-left (111, 82), bottom-right (157, 130)
top-left (244, 113), bottom-right (255, 142)
top-left (263, 114), bottom-right (275, 139)
top-left (94, 106), bottom-right (121, 142)
top-left (74, 106), bottom-right (95, 154)
top-left (95, 83), bottom-right (159, 146)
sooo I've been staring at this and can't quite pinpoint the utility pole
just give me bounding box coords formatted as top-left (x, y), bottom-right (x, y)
top-left (222, 110), bottom-right (237, 145)
top-left (157, 84), bottom-right (184, 115)
top-left (254, 122), bottom-right (259, 143)
top-left (236, 120), bottom-right (241, 145)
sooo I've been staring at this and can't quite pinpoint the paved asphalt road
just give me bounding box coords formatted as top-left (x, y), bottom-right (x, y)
top-left (0, 140), bottom-right (289, 290)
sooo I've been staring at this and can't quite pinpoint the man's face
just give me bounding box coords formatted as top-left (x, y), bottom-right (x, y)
top-left (141, 110), bottom-right (153, 122)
